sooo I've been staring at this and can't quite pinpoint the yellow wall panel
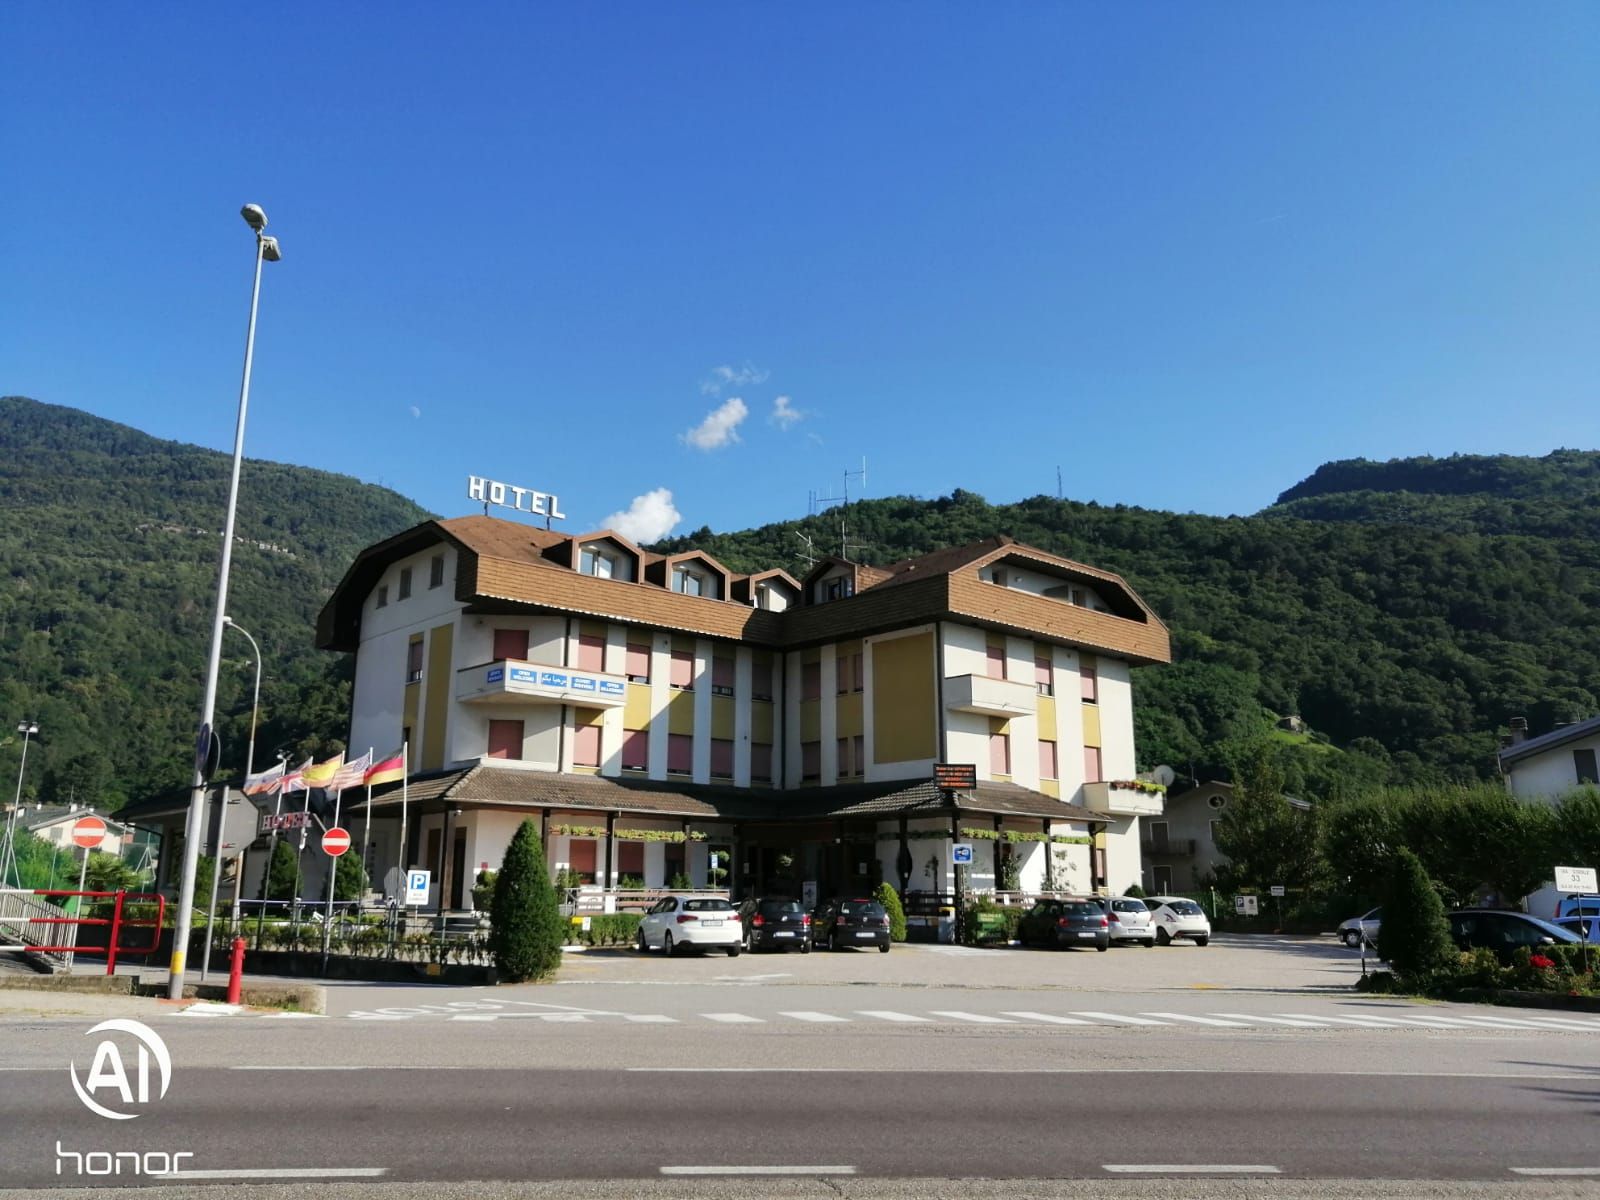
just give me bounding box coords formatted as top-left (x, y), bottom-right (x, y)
top-left (667, 692), bottom-right (695, 735)
top-left (1082, 704), bottom-right (1102, 749)
top-left (1040, 779), bottom-right (1060, 799)
top-left (871, 632), bottom-right (936, 764)
top-left (752, 703), bottom-right (774, 744)
top-left (420, 623), bottom-right (454, 771)
top-left (623, 683), bottom-right (652, 731)
top-left (1037, 695), bottom-right (1056, 733)
top-left (711, 696), bottom-right (735, 740)
top-left (835, 691), bottom-right (863, 738)
top-left (799, 699), bottom-right (820, 743)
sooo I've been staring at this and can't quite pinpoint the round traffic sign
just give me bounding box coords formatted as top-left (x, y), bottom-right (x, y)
top-left (71, 815), bottom-right (108, 849)
top-left (321, 827), bottom-right (352, 857)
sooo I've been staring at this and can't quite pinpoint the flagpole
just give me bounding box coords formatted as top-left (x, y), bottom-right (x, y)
top-left (254, 782), bottom-right (284, 948)
top-left (361, 746), bottom-right (374, 899)
top-left (398, 741), bottom-right (410, 887)
top-left (320, 786), bottom-right (344, 972)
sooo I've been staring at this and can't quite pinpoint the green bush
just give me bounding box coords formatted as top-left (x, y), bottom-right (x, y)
top-left (1122, 883), bottom-right (1147, 899)
top-left (1376, 848), bottom-right (1457, 985)
top-left (471, 870), bottom-right (497, 914)
top-left (667, 871), bottom-right (693, 890)
top-left (564, 913), bottom-right (644, 946)
top-left (875, 883), bottom-right (907, 942)
top-left (489, 820), bottom-right (565, 982)
top-left (962, 898), bottom-right (1022, 945)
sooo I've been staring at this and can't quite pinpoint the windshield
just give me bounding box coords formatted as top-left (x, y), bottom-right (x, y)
top-left (840, 901), bottom-right (886, 917)
top-left (1112, 900), bottom-right (1149, 913)
top-left (1167, 901), bottom-right (1205, 916)
top-left (758, 900), bottom-right (803, 916)
top-left (682, 898), bottom-right (735, 912)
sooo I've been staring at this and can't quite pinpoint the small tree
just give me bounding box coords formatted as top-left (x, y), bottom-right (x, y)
top-left (334, 852), bottom-right (367, 901)
top-left (1123, 883), bottom-right (1147, 899)
top-left (1377, 848), bottom-right (1457, 984)
top-left (875, 882), bottom-right (907, 942)
top-left (490, 820), bottom-right (564, 983)
top-left (261, 840), bottom-right (301, 901)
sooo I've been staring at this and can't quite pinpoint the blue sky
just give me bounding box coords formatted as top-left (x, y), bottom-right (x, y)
top-left (4, 5), bottom-right (1597, 544)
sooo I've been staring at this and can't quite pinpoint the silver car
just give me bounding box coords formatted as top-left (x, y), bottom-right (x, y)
top-left (1103, 897), bottom-right (1156, 947)
top-left (1338, 906), bottom-right (1381, 948)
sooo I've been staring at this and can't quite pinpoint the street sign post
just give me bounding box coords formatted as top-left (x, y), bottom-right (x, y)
top-left (70, 815), bottom-right (107, 849)
top-left (405, 869), bottom-right (430, 907)
top-left (1554, 866), bottom-right (1598, 894)
top-left (1269, 885), bottom-right (1286, 898)
top-left (1235, 894), bottom-right (1258, 916)
top-left (321, 827), bottom-right (351, 857)
top-left (951, 844), bottom-right (974, 866)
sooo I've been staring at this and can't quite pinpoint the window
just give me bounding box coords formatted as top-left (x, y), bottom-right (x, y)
top-left (837, 736), bottom-right (851, 777)
top-left (572, 721), bottom-right (602, 768)
top-left (376, 585), bottom-right (389, 608)
top-left (621, 730), bottom-right (648, 772)
top-left (712, 656), bottom-right (735, 696)
top-left (1035, 656), bottom-right (1053, 696)
top-left (990, 732), bottom-right (1011, 777)
top-left (429, 554), bottom-right (445, 588)
top-left (580, 547), bottom-right (614, 579)
top-left (398, 567), bottom-right (412, 600)
top-left (853, 734), bottom-right (864, 777)
top-left (567, 839), bottom-right (596, 885)
top-left (666, 733), bottom-right (692, 775)
top-left (985, 645), bottom-right (1007, 680)
top-left (1148, 820), bottom-right (1170, 850)
top-left (822, 575), bottom-right (853, 601)
top-left (673, 567), bottom-right (703, 596)
top-left (406, 637), bottom-right (424, 684)
top-left (752, 653), bottom-right (773, 701)
top-left (1576, 748), bottom-right (1599, 786)
top-left (801, 741), bottom-right (821, 781)
top-left (618, 841), bottom-right (644, 876)
top-left (801, 661), bottom-right (821, 701)
top-left (1080, 662), bottom-right (1099, 704)
top-left (576, 633), bottom-right (605, 673)
top-left (1210, 819), bottom-right (1222, 845)
top-left (625, 642), bottom-right (651, 683)
top-left (751, 743), bottom-right (774, 783)
top-left (837, 651), bottom-right (863, 694)
top-left (493, 628), bottom-right (529, 662)
top-left (1071, 587), bottom-right (1088, 607)
top-left (710, 738), bottom-right (733, 779)
top-left (669, 650), bottom-right (694, 690)
top-left (1083, 745), bottom-right (1103, 784)
top-left (487, 719), bottom-right (523, 760)
top-left (1039, 740), bottom-right (1058, 780)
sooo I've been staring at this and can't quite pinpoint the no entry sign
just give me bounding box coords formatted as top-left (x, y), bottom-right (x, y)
top-left (322, 827), bottom-right (352, 857)
top-left (70, 815), bottom-right (107, 849)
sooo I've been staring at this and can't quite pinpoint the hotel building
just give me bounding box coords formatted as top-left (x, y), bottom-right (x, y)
top-left (303, 515), bottom-right (1171, 910)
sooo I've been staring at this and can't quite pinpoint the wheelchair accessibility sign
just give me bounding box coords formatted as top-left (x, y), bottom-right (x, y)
top-left (950, 844), bottom-right (974, 866)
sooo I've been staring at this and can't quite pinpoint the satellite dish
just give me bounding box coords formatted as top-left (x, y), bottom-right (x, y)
top-left (1152, 765), bottom-right (1177, 787)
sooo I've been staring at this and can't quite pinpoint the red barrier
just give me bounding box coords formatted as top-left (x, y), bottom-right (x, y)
top-left (10, 890), bottom-right (167, 975)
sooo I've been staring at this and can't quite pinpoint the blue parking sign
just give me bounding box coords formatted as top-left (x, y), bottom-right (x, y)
top-left (951, 844), bottom-right (974, 865)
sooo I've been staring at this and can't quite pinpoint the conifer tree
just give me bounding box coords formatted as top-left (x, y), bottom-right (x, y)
top-left (490, 819), bottom-right (564, 982)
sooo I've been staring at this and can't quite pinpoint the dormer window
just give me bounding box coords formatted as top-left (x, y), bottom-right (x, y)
top-left (822, 576), bottom-right (853, 602)
top-left (674, 567), bottom-right (704, 597)
top-left (581, 547), bottom-right (615, 579)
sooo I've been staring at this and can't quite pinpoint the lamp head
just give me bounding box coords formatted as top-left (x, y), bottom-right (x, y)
top-left (241, 204), bottom-right (268, 232)
top-left (260, 236), bottom-right (282, 263)
top-left (223, 615), bottom-right (235, 628)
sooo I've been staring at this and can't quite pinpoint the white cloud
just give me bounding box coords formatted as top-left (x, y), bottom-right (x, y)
top-left (408, 405), bottom-right (422, 419)
top-left (682, 397), bottom-right (749, 451)
top-left (806, 432), bottom-right (825, 447)
top-left (770, 395), bottom-right (805, 430)
top-left (601, 488), bottom-right (682, 544)
top-left (702, 363), bottom-right (769, 396)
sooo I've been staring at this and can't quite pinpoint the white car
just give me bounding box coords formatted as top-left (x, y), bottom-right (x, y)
top-left (637, 894), bottom-right (743, 957)
top-left (1103, 897), bottom-right (1157, 947)
top-left (1338, 906), bottom-right (1381, 948)
top-left (1143, 896), bottom-right (1211, 946)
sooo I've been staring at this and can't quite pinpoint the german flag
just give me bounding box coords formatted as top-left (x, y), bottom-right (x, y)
top-left (366, 749), bottom-right (405, 787)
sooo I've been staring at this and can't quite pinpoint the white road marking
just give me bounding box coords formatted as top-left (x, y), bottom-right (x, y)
top-left (263, 1011), bottom-right (326, 1019)
top-left (154, 1168), bottom-right (388, 1179)
top-left (1511, 1167), bottom-right (1600, 1176)
top-left (229, 1066), bottom-right (372, 1071)
top-left (780, 1011), bottom-right (851, 1023)
top-left (717, 973), bottom-right (791, 982)
top-left (1141, 1013), bottom-right (1252, 1027)
top-left (855, 1010), bottom-right (931, 1023)
top-left (1105, 1164), bottom-right (1280, 1174)
top-left (1500, 1016), bottom-right (1600, 1031)
top-left (176, 1003), bottom-right (244, 1016)
top-left (1291, 1015), bottom-right (1404, 1028)
top-left (1002, 1011), bottom-right (1093, 1025)
top-left (702, 1012), bottom-right (764, 1024)
top-left (661, 1166), bottom-right (857, 1176)
top-left (928, 1010), bottom-right (1016, 1024)
top-left (1212, 1013), bottom-right (1328, 1027)
top-left (450, 1012), bottom-right (591, 1023)
top-left (1446, 1014), bottom-right (1586, 1030)
top-left (1070, 1011), bottom-right (1169, 1026)
top-left (624, 1014), bottom-right (678, 1023)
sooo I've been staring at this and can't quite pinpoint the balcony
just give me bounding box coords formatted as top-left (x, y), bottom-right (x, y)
top-left (945, 672), bottom-right (1038, 719)
top-left (1142, 836), bottom-right (1196, 857)
top-left (1082, 781), bottom-right (1166, 818)
top-left (456, 659), bottom-right (628, 708)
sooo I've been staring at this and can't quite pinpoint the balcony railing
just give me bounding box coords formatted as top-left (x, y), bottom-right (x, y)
top-left (1082, 781), bottom-right (1166, 817)
top-left (944, 672), bottom-right (1038, 718)
top-left (1142, 837), bottom-right (1196, 857)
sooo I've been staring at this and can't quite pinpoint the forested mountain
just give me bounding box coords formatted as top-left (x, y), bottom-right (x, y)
top-left (3, 394), bottom-right (1596, 812)
top-left (0, 396), bottom-right (431, 810)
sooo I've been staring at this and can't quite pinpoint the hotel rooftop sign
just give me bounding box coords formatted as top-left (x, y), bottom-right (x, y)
top-left (469, 475), bottom-right (567, 521)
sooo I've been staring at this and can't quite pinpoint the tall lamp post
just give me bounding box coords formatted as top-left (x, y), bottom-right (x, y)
top-left (2, 720), bottom-right (40, 888)
top-left (200, 616), bottom-right (261, 982)
top-left (168, 206), bottom-right (281, 999)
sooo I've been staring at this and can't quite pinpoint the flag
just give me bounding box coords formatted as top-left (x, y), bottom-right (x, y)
top-left (301, 754), bottom-right (344, 789)
top-left (329, 750), bottom-right (373, 791)
top-left (242, 761), bottom-right (284, 796)
top-left (279, 758), bottom-right (313, 794)
top-left (366, 750), bottom-right (405, 787)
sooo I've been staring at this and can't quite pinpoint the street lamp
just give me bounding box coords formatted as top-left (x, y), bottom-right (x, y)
top-left (200, 616), bottom-right (262, 982)
top-left (168, 206), bottom-right (282, 999)
top-left (1, 721), bottom-right (40, 888)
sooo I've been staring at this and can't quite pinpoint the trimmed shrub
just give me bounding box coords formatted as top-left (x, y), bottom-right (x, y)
top-left (1122, 883), bottom-right (1147, 899)
top-left (962, 897), bottom-right (1022, 945)
top-left (875, 883), bottom-right (907, 942)
top-left (490, 820), bottom-right (565, 982)
top-left (472, 870), bottom-right (497, 915)
top-left (1376, 848), bottom-right (1456, 984)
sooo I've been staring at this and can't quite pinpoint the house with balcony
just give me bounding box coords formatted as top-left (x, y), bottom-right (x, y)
top-left (1499, 714), bottom-right (1600, 915)
top-left (171, 518), bottom-right (1169, 912)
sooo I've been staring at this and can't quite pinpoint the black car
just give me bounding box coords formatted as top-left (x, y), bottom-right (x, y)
top-left (738, 897), bottom-right (813, 953)
top-left (1018, 897), bottom-right (1110, 951)
top-left (812, 898), bottom-right (892, 952)
top-left (1446, 908), bottom-right (1582, 964)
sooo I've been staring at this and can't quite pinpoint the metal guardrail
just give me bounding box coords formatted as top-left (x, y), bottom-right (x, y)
top-left (1142, 838), bottom-right (1197, 856)
top-left (0, 888), bottom-right (165, 974)
top-left (0, 888), bottom-right (76, 969)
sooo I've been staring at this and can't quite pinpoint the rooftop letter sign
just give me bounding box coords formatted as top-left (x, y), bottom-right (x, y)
top-left (468, 476), bottom-right (567, 521)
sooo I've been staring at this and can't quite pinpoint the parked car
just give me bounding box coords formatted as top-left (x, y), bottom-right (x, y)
top-left (811, 897), bottom-right (892, 952)
top-left (1143, 896), bottom-right (1211, 946)
top-left (1446, 908), bottom-right (1581, 964)
top-left (738, 897), bottom-right (812, 953)
top-left (637, 894), bottom-right (743, 956)
top-left (1555, 915), bottom-right (1600, 942)
top-left (1555, 894), bottom-right (1600, 922)
top-left (1100, 896), bottom-right (1156, 947)
top-left (1017, 897), bottom-right (1109, 951)
top-left (1338, 906), bottom-right (1382, 948)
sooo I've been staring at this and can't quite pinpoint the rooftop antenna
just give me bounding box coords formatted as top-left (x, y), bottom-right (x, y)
top-left (793, 530), bottom-right (819, 569)
top-left (1056, 466), bottom-right (1063, 500)
top-left (809, 458), bottom-right (868, 516)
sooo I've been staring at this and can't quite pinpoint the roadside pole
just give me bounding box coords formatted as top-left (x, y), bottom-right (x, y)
top-left (320, 787), bottom-right (345, 971)
top-left (65, 842), bottom-right (90, 972)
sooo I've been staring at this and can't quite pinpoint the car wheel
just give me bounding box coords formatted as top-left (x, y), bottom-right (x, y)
top-left (1195, 936), bottom-right (1209, 947)
top-left (1142, 939), bottom-right (1155, 948)
top-left (636, 929), bottom-right (649, 953)
top-left (727, 945), bottom-right (741, 958)
top-left (800, 940), bottom-right (811, 954)
top-left (742, 931), bottom-right (753, 953)
top-left (1156, 927), bottom-right (1171, 946)
top-left (1096, 943), bottom-right (1108, 952)
top-left (664, 931), bottom-right (677, 957)
top-left (1342, 930), bottom-right (1362, 948)
top-left (831, 931), bottom-right (843, 952)
top-left (879, 942), bottom-right (890, 954)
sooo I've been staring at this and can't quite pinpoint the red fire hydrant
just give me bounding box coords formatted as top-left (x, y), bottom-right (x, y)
top-left (227, 937), bottom-right (246, 1005)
